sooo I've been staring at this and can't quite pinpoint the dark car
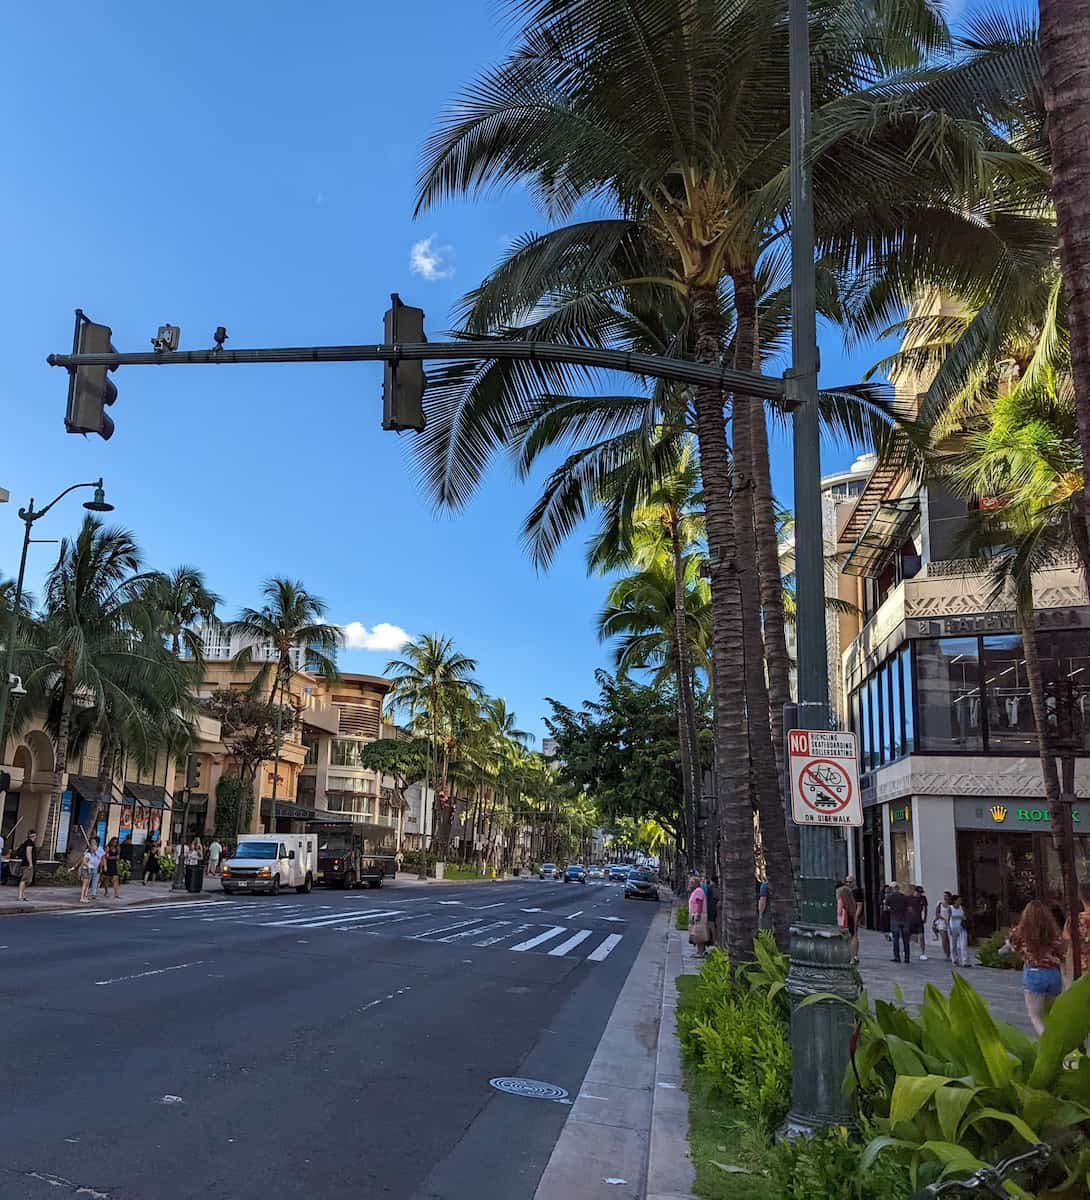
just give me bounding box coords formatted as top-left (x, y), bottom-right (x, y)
top-left (624, 867), bottom-right (660, 901)
top-left (539, 862), bottom-right (562, 880)
top-left (564, 863), bottom-right (587, 884)
top-left (606, 864), bottom-right (629, 882)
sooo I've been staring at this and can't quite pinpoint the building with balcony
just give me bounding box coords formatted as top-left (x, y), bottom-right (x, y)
top-left (837, 471), bottom-right (1090, 937)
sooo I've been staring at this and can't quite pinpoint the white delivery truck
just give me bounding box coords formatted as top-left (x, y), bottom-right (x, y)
top-left (221, 833), bottom-right (317, 896)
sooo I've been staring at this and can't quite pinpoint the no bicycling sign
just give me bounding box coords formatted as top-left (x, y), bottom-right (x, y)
top-left (788, 729), bottom-right (862, 827)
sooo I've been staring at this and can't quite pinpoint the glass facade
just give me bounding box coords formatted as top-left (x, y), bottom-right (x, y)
top-left (332, 738), bottom-right (370, 768)
top-left (849, 629), bottom-right (1090, 763)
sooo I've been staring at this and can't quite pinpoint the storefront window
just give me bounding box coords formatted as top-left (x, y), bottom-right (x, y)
top-left (880, 661), bottom-right (893, 764)
top-left (860, 678), bottom-right (873, 770)
top-left (900, 645), bottom-right (914, 752)
top-left (1053, 631), bottom-right (1090, 751)
top-left (981, 635), bottom-right (1036, 751)
top-left (916, 637), bottom-right (983, 752)
top-left (889, 655), bottom-right (903, 760)
top-left (332, 738), bottom-right (368, 768)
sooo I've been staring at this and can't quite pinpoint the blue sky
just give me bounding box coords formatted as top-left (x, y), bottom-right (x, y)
top-left (0, 0), bottom-right (1029, 741)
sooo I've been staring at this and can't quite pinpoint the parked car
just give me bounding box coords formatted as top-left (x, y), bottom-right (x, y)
top-left (221, 834), bottom-right (316, 896)
top-left (539, 862), bottom-right (562, 880)
top-left (624, 866), bottom-right (660, 902)
top-left (564, 863), bottom-right (587, 884)
top-left (607, 864), bottom-right (629, 882)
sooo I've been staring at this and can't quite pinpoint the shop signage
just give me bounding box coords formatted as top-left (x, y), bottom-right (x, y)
top-left (889, 803), bottom-right (912, 825)
top-left (954, 797), bottom-right (1088, 831)
top-left (788, 729), bottom-right (863, 827)
top-left (908, 607), bottom-right (1089, 639)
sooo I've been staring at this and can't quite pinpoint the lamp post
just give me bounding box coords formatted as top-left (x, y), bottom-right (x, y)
top-left (782, 0), bottom-right (859, 1135)
top-left (0, 479), bottom-right (113, 764)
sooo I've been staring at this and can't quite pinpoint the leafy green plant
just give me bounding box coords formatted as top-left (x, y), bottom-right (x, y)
top-left (676, 905), bottom-right (689, 931)
top-left (118, 859), bottom-right (131, 883)
top-left (976, 927), bottom-right (1023, 970)
top-left (44, 864), bottom-right (80, 886)
top-left (766, 1123), bottom-right (911, 1200)
top-left (853, 973), bottom-right (1090, 1194)
top-left (678, 949), bottom-right (792, 1131)
top-left (157, 853), bottom-right (175, 876)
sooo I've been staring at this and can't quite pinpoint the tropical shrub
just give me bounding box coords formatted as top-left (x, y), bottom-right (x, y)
top-left (678, 948), bottom-right (792, 1130)
top-left (854, 973), bottom-right (1090, 1193)
top-left (676, 905), bottom-right (689, 930)
top-left (976, 927), bottom-right (1023, 970)
top-left (765, 1123), bottom-right (911, 1200)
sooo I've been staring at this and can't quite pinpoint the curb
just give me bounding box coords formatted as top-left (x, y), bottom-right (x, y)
top-left (0, 889), bottom-right (221, 918)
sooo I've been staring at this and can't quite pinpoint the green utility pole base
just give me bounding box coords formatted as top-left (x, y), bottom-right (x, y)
top-left (781, 923), bottom-right (859, 1137)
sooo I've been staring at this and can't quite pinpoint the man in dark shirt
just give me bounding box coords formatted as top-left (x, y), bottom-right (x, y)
top-left (886, 883), bottom-right (911, 964)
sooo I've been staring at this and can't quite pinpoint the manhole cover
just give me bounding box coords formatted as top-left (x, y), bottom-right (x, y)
top-left (489, 1076), bottom-right (570, 1102)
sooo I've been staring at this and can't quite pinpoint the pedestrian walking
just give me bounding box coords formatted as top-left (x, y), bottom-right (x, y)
top-left (143, 842), bottom-right (160, 884)
top-left (1005, 899), bottom-right (1066, 1035)
top-left (395, 850), bottom-right (405, 875)
top-left (102, 837), bottom-right (122, 899)
top-left (703, 876), bottom-right (719, 946)
top-left (879, 882), bottom-right (895, 941)
top-left (849, 874), bottom-right (864, 962)
top-left (948, 894), bottom-right (971, 968)
top-left (933, 891), bottom-right (954, 961)
top-left (835, 880), bottom-right (855, 953)
top-left (906, 885), bottom-right (929, 961)
top-left (79, 836), bottom-right (104, 903)
top-left (207, 837), bottom-right (222, 877)
top-left (14, 830), bottom-right (37, 902)
top-left (1062, 881), bottom-right (1090, 980)
top-left (757, 878), bottom-right (773, 931)
top-left (688, 875), bottom-right (709, 958)
top-left (887, 881), bottom-right (912, 964)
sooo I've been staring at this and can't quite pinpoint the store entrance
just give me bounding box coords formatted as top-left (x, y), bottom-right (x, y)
top-left (958, 831), bottom-right (1053, 936)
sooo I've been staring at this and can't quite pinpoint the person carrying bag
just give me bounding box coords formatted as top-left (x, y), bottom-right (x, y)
top-left (688, 875), bottom-right (709, 957)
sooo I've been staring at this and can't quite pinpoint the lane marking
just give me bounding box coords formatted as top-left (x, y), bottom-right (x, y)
top-left (337, 912), bottom-right (423, 932)
top-left (438, 920), bottom-right (508, 943)
top-left (95, 960), bottom-right (206, 986)
top-left (510, 926), bottom-right (567, 952)
top-left (566, 911), bottom-right (584, 919)
top-left (200, 905), bottom-right (308, 922)
top-left (549, 929), bottom-right (593, 957)
top-left (469, 902), bottom-right (504, 910)
top-left (413, 919), bottom-right (483, 939)
top-left (438, 900), bottom-right (463, 906)
top-left (587, 934), bottom-right (622, 962)
top-left (475, 922), bottom-right (531, 946)
top-left (68, 899), bottom-right (226, 917)
top-left (262, 909), bottom-right (403, 929)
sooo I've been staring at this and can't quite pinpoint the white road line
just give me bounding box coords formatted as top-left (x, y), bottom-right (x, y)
top-left (412, 919), bottom-right (482, 939)
top-left (67, 900), bottom-right (226, 917)
top-left (475, 922), bottom-right (531, 946)
top-left (510, 926), bottom-right (567, 952)
top-left (262, 909), bottom-right (402, 929)
top-left (337, 913), bottom-right (423, 932)
top-left (200, 906), bottom-right (307, 922)
top-left (587, 934), bottom-right (622, 962)
top-left (549, 929), bottom-right (593, 957)
top-left (566, 911), bottom-right (584, 919)
top-left (94, 960), bottom-right (206, 986)
top-left (469, 902), bottom-right (504, 910)
top-left (438, 921), bottom-right (508, 943)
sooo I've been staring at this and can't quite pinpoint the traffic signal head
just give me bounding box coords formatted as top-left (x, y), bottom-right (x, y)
top-left (65, 319), bottom-right (117, 440)
top-left (382, 294), bottom-right (427, 432)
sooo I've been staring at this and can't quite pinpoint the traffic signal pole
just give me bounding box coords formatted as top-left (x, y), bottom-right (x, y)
top-left (781, 0), bottom-right (858, 1136)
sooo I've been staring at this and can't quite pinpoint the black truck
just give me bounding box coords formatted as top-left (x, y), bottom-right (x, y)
top-left (308, 820), bottom-right (397, 889)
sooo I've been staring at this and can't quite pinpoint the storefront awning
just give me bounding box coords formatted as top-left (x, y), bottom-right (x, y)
top-left (259, 800), bottom-right (319, 821)
top-left (841, 496), bottom-right (919, 578)
top-left (68, 776), bottom-right (123, 805)
top-left (123, 783), bottom-right (167, 810)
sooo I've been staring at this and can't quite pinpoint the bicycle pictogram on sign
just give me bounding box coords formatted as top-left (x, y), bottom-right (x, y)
top-left (787, 729), bottom-right (862, 827)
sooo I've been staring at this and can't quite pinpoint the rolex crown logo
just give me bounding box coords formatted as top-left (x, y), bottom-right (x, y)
top-left (989, 804), bottom-right (1008, 823)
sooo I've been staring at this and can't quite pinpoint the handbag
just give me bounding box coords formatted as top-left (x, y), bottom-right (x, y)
top-left (9, 861), bottom-right (23, 879)
top-left (688, 914), bottom-right (709, 946)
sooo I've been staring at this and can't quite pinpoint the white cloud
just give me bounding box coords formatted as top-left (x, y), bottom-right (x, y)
top-left (409, 234), bottom-right (455, 281)
top-left (341, 621), bottom-right (412, 652)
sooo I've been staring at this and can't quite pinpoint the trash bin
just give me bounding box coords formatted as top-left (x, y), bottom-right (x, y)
top-left (185, 864), bottom-right (204, 893)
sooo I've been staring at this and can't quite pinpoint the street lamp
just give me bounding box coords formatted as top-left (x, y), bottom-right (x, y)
top-left (0, 479), bottom-right (114, 763)
top-left (783, 0), bottom-right (858, 1134)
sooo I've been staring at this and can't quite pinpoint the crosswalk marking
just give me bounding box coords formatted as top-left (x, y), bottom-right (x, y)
top-left (587, 934), bottom-right (622, 962)
top-left (66, 899), bottom-right (226, 917)
top-left (475, 922), bottom-right (531, 946)
top-left (261, 909), bottom-right (398, 929)
top-left (549, 929), bottom-right (592, 957)
top-left (510, 926), bottom-right (566, 952)
top-left (413, 918), bottom-right (481, 939)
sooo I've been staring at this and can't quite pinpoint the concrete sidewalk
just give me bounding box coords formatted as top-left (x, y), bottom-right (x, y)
top-left (855, 926), bottom-right (1031, 1033)
top-left (0, 879), bottom-right (210, 916)
top-left (533, 903), bottom-right (696, 1200)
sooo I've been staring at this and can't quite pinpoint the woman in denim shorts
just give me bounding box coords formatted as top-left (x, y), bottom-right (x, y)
top-left (1005, 900), bottom-right (1066, 1035)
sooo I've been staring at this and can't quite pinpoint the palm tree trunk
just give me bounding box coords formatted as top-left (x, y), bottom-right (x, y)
top-left (45, 680), bottom-right (75, 861)
top-left (1020, 589), bottom-right (1082, 974)
top-left (731, 271), bottom-right (796, 945)
top-left (736, 269), bottom-right (801, 889)
top-left (690, 282), bottom-right (758, 958)
top-left (1039, 0), bottom-right (1090, 553)
top-left (667, 513), bottom-right (705, 873)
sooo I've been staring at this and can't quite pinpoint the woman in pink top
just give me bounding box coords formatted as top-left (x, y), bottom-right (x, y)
top-left (688, 875), bottom-right (709, 957)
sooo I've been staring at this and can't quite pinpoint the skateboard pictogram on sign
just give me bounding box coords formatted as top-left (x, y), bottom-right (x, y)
top-left (798, 759), bottom-right (852, 813)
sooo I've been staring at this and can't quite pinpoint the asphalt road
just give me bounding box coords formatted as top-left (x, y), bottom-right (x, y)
top-left (0, 875), bottom-right (659, 1200)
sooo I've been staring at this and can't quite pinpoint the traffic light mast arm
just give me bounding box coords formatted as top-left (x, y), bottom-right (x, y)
top-left (48, 339), bottom-right (787, 402)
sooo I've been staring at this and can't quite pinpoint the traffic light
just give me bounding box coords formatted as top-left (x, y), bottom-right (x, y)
top-left (382, 294), bottom-right (427, 432)
top-left (65, 319), bottom-right (117, 440)
top-left (185, 755), bottom-right (201, 789)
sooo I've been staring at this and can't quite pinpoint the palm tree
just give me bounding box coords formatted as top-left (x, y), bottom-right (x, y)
top-left (229, 578), bottom-right (343, 831)
top-left (1037, 0), bottom-right (1090, 542)
top-left (21, 518), bottom-right (194, 857)
top-left (146, 566), bottom-right (222, 660)
top-left (414, 0), bottom-right (960, 952)
top-left (385, 634), bottom-right (483, 858)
